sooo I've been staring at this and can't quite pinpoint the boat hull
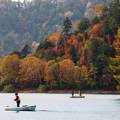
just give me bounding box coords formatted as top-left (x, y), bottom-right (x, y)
top-left (5, 105), bottom-right (36, 111)
top-left (70, 96), bottom-right (85, 98)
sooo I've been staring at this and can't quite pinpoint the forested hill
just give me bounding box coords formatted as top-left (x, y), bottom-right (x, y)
top-left (1, 0), bottom-right (120, 92)
top-left (0, 0), bottom-right (109, 56)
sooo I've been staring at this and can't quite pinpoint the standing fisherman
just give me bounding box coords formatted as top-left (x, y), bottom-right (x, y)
top-left (14, 93), bottom-right (21, 107)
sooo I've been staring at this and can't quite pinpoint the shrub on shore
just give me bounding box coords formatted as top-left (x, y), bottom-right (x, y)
top-left (37, 85), bottom-right (47, 93)
top-left (3, 85), bottom-right (14, 93)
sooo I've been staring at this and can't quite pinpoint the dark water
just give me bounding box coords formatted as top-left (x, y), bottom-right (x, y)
top-left (0, 93), bottom-right (120, 120)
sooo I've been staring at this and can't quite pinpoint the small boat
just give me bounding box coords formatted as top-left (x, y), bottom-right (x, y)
top-left (70, 96), bottom-right (85, 98)
top-left (5, 105), bottom-right (36, 111)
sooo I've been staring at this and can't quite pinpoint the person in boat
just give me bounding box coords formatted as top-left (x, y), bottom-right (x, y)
top-left (14, 93), bottom-right (20, 107)
top-left (72, 90), bottom-right (74, 97)
top-left (79, 90), bottom-right (82, 96)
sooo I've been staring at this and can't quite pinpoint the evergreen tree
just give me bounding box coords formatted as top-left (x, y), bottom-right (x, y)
top-left (20, 44), bottom-right (30, 58)
top-left (78, 18), bottom-right (89, 33)
top-left (58, 17), bottom-right (72, 47)
top-left (101, 0), bottom-right (120, 37)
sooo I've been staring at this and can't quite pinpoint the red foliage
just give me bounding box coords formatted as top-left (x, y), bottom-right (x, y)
top-left (80, 55), bottom-right (85, 65)
top-left (79, 42), bottom-right (84, 49)
top-left (91, 23), bottom-right (104, 37)
top-left (52, 47), bottom-right (58, 53)
top-left (63, 46), bottom-right (71, 59)
top-left (52, 47), bottom-right (64, 55)
top-left (64, 52), bottom-right (71, 59)
top-left (67, 36), bottom-right (79, 48)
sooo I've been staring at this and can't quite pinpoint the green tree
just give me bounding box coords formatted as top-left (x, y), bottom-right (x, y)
top-left (87, 38), bottom-right (114, 63)
top-left (20, 44), bottom-right (31, 58)
top-left (86, 38), bottom-right (116, 89)
top-left (58, 17), bottom-right (72, 47)
top-left (78, 19), bottom-right (89, 33)
top-left (101, 0), bottom-right (120, 36)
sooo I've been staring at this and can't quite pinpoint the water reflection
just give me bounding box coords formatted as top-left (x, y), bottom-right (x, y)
top-left (36, 110), bottom-right (82, 113)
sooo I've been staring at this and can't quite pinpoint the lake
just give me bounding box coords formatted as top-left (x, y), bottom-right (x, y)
top-left (0, 93), bottom-right (120, 120)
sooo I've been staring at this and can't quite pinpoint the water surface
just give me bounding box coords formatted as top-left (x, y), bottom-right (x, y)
top-left (0, 93), bottom-right (120, 120)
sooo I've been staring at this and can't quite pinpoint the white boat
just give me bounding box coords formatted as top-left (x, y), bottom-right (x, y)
top-left (5, 105), bottom-right (36, 111)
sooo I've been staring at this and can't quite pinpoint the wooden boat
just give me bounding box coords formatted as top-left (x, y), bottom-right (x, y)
top-left (5, 105), bottom-right (36, 111)
top-left (70, 96), bottom-right (85, 98)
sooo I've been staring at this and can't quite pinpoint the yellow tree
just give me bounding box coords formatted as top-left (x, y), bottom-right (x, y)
top-left (111, 28), bottom-right (120, 90)
top-left (45, 60), bottom-right (59, 88)
top-left (74, 66), bottom-right (82, 83)
top-left (110, 56), bottom-right (120, 90)
top-left (0, 57), bottom-right (3, 85)
top-left (74, 65), bottom-right (91, 89)
top-left (80, 65), bottom-right (89, 81)
top-left (19, 56), bottom-right (46, 88)
top-left (0, 57), bottom-right (2, 63)
top-left (0, 54), bottom-right (20, 86)
top-left (0, 57), bottom-right (3, 70)
top-left (114, 27), bottom-right (120, 55)
top-left (59, 59), bottom-right (74, 85)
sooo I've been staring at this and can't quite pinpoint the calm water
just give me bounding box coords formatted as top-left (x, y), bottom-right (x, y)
top-left (0, 93), bottom-right (120, 120)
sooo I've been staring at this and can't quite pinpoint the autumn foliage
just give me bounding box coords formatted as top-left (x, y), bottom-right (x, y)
top-left (0, 55), bottom-right (20, 87)
top-left (91, 23), bottom-right (104, 37)
top-left (1, 0), bottom-right (120, 91)
top-left (19, 56), bottom-right (46, 88)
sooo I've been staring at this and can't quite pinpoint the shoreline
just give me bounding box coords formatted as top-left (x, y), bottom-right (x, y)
top-left (0, 89), bottom-right (120, 94)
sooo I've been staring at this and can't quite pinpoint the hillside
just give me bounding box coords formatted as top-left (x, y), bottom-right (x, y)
top-left (1, 0), bottom-right (120, 92)
top-left (0, 0), bottom-right (109, 56)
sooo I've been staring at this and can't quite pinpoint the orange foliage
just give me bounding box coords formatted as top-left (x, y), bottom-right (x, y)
top-left (19, 56), bottom-right (46, 88)
top-left (95, 4), bottom-right (104, 17)
top-left (67, 35), bottom-right (78, 48)
top-left (61, 35), bottom-right (79, 59)
top-left (45, 60), bottom-right (55, 82)
top-left (74, 65), bottom-right (89, 83)
top-left (45, 60), bottom-right (59, 84)
top-left (0, 55), bottom-right (20, 85)
top-left (0, 57), bottom-right (3, 67)
top-left (48, 32), bottom-right (61, 45)
top-left (59, 59), bottom-right (74, 83)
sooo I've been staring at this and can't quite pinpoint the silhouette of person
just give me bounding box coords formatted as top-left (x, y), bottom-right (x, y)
top-left (72, 90), bottom-right (74, 97)
top-left (14, 93), bottom-right (20, 107)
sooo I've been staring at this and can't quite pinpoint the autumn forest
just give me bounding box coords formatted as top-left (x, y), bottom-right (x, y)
top-left (0, 0), bottom-right (120, 92)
